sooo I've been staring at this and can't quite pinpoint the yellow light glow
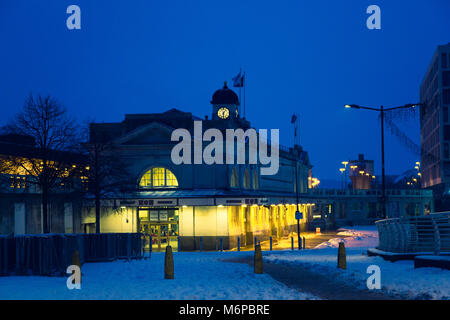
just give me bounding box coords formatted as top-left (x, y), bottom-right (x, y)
top-left (345, 105), bottom-right (351, 108)
top-left (342, 161), bottom-right (348, 166)
top-left (241, 204), bottom-right (247, 208)
top-left (218, 205), bottom-right (224, 208)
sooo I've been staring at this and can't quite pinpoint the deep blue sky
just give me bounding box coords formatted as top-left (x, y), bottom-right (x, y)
top-left (1, 0), bottom-right (449, 182)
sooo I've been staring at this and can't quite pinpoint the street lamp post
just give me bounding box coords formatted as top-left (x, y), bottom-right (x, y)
top-left (339, 167), bottom-right (345, 189)
top-left (294, 153), bottom-right (301, 250)
top-left (345, 103), bottom-right (421, 219)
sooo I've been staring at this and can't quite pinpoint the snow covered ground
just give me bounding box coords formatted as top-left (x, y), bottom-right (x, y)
top-left (0, 251), bottom-right (316, 300)
top-left (314, 226), bottom-right (379, 249)
top-left (1, 226), bottom-right (448, 300)
top-left (264, 226), bottom-right (450, 300)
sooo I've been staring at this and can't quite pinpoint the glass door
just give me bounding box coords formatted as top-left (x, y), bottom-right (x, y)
top-left (138, 208), bottom-right (179, 252)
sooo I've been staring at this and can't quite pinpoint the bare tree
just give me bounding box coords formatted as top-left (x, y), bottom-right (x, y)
top-left (77, 122), bottom-right (134, 233)
top-left (1, 94), bottom-right (79, 233)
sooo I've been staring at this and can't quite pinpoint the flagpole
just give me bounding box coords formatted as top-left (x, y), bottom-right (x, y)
top-left (243, 71), bottom-right (246, 119)
top-left (239, 87), bottom-right (242, 116)
top-left (239, 68), bottom-right (242, 115)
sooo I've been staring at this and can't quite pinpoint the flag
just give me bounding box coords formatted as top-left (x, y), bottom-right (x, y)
top-left (232, 70), bottom-right (244, 87)
top-left (291, 114), bottom-right (298, 124)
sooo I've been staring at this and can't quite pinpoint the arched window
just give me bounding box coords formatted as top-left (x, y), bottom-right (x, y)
top-left (243, 168), bottom-right (251, 189)
top-left (230, 166), bottom-right (239, 188)
top-left (139, 167), bottom-right (178, 188)
top-left (252, 170), bottom-right (259, 190)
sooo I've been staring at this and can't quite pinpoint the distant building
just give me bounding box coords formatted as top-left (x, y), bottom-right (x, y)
top-left (420, 43), bottom-right (450, 210)
top-left (0, 134), bottom-right (84, 234)
top-left (349, 154), bottom-right (375, 190)
top-left (311, 188), bottom-right (434, 228)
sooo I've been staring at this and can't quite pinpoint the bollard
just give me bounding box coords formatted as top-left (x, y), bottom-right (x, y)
top-left (291, 237), bottom-right (294, 250)
top-left (237, 237), bottom-right (240, 251)
top-left (71, 250), bottom-right (81, 283)
top-left (254, 236), bottom-right (257, 250)
top-left (220, 237), bottom-right (223, 252)
top-left (177, 236), bottom-right (181, 252)
top-left (269, 237), bottom-right (273, 251)
top-left (337, 242), bottom-right (347, 270)
top-left (303, 236), bottom-right (306, 250)
top-left (199, 237), bottom-right (203, 252)
top-left (254, 244), bottom-right (263, 274)
top-left (164, 245), bottom-right (174, 279)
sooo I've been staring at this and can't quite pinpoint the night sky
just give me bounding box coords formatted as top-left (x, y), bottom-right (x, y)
top-left (1, 0), bottom-right (449, 183)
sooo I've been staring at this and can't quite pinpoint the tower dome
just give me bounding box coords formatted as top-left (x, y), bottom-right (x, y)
top-left (211, 81), bottom-right (240, 105)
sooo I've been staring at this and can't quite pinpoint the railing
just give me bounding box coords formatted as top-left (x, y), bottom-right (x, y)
top-left (0, 233), bottom-right (142, 276)
top-left (376, 212), bottom-right (450, 254)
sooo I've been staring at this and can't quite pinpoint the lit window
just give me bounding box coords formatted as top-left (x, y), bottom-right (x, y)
top-left (230, 166), bottom-right (238, 188)
top-left (252, 170), bottom-right (259, 189)
top-left (152, 167), bottom-right (165, 187)
top-left (166, 170), bottom-right (178, 186)
top-left (9, 175), bottom-right (27, 190)
top-left (243, 168), bottom-right (251, 189)
top-left (139, 167), bottom-right (178, 188)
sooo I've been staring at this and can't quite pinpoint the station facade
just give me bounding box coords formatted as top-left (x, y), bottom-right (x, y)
top-left (82, 83), bottom-right (313, 251)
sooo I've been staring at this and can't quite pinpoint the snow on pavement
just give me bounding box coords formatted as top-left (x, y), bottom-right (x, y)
top-left (264, 226), bottom-right (450, 300)
top-left (0, 251), bottom-right (316, 300)
top-left (314, 226), bottom-right (379, 249)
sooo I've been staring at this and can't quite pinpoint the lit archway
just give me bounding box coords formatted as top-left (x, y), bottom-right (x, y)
top-left (139, 167), bottom-right (178, 188)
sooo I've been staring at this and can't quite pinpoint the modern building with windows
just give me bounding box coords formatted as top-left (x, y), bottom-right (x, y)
top-left (81, 83), bottom-right (313, 251)
top-left (0, 134), bottom-right (84, 235)
top-left (420, 43), bottom-right (450, 210)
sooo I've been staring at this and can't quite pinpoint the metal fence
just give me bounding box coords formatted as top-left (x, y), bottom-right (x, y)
top-left (0, 233), bottom-right (143, 276)
top-left (376, 212), bottom-right (450, 254)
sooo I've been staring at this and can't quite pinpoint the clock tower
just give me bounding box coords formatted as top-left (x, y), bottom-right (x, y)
top-left (211, 81), bottom-right (240, 121)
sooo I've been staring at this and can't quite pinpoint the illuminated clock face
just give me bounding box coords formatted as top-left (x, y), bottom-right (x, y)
top-left (218, 107), bottom-right (230, 119)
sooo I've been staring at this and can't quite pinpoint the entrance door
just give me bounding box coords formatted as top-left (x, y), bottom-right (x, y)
top-left (138, 208), bottom-right (179, 251)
